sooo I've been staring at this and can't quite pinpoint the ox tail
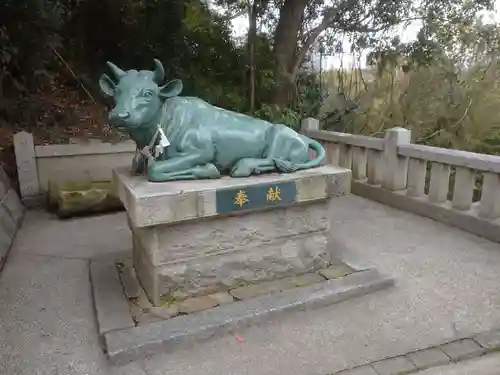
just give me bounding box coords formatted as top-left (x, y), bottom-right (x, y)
top-left (273, 135), bottom-right (325, 173)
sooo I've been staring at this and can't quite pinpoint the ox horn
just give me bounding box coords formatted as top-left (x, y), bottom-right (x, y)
top-left (106, 61), bottom-right (126, 80)
top-left (153, 58), bottom-right (165, 84)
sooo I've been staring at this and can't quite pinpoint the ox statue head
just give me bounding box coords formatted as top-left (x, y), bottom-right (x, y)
top-left (99, 59), bottom-right (183, 131)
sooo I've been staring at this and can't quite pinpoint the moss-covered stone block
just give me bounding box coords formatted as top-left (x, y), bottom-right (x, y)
top-left (47, 179), bottom-right (124, 218)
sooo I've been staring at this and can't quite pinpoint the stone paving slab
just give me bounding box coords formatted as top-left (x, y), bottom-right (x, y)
top-left (336, 365), bottom-right (379, 375)
top-left (90, 260), bottom-right (135, 335)
top-left (229, 273), bottom-right (329, 300)
top-left (407, 348), bottom-right (451, 370)
top-left (13, 210), bottom-right (132, 260)
top-left (440, 339), bottom-right (485, 362)
top-left (118, 259), bottom-right (140, 300)
top-left (177, 295), bottom-right (218, 314)
top-left (229, 278), bottom-right (297, 300)
top-left (472, 329), bottom-right (500, 350)
top-left (371, 356), bottom-right (416, 375)
top-left (104, 268), bottom-right (394, 365)
top-left (208, 291), bottom-right (234, 305)
top-left (318, 264), bottom-right (355, 279)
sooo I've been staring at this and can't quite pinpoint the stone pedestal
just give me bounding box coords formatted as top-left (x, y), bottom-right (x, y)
top-left (114, 166), bottom-right (351, 306)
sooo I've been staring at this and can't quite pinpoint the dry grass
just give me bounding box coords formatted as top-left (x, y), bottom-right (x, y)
top-left (319, 60), bottom-right (500, 155)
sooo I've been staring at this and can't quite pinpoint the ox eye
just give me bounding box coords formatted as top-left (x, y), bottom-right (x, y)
top-left (143, 90), bottom-right (153, 98)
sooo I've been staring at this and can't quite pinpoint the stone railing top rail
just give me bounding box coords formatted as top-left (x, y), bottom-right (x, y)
top-left (304, 129), bottom-right (385, 151)
top-left (398, 143), bottom-right (500, 174)
top-left (301, 117), bottom-right (500, 174)
top-left (35, 139), bottom-right (136, 158)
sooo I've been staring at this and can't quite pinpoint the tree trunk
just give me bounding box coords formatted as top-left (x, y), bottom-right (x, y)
top-left (270, 0), bottom-right (309, 106)
top-left (248, 0), bottom-right (258, 113)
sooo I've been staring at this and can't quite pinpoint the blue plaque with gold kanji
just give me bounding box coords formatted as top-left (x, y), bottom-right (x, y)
top-left (215, 181), bottom-right (297, 214)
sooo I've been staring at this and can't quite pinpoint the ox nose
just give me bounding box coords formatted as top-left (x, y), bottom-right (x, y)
top-left (109, 110), bottom-right (131, 126)
top-left (117, 111), bottom-right (131, 120)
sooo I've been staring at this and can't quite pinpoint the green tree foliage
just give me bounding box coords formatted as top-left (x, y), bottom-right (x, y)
top-left (0, 0), bottom-right (69, 96)
top-left (62, 0), bottom-right (246, 108)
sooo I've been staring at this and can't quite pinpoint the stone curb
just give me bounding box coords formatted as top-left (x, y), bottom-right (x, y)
top-left (102, 268), bottom-right (394, 365)
top-left (334, 329), bottom-right (500, 375)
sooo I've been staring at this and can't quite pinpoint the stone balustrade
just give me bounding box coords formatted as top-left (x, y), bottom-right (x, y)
top-left (301, 117), bottom-right (500, 243)
top-left (13, 131), bottom-right (135, 207)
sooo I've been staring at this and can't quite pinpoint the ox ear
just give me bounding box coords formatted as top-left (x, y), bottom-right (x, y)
top-left (159, 79), bottom-right (183, 98)
top-left (99, 74), bottom-right (116, 97)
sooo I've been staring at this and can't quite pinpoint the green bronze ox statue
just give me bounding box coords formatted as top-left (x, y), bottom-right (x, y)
top-left (99, 59), bottom-right (325, 182)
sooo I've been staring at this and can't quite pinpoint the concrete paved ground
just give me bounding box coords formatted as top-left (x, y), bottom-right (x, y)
top-left (1, 195), bottom-right (500, 375)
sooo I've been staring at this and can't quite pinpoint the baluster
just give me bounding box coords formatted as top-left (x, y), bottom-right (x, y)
top-left (352, 147), bottom-right (367, 181)
top-left (428, 162), bottom-right (451, 203)
top-left (325, 143), bottom-right (340, 166)
top-left (479, 172), bottom-right (500, 219)
top-left (367, 149), bottom-right (383, 185)
top-left (339, 144), bottom-right (353, 169)
top-left (452, 167), bottom-right (475, 210)
top-left (406, 158), bottom-right (426, 197)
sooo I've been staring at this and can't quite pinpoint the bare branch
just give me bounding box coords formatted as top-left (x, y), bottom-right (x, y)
top-left (292, 18), bottom-right (332, 76)
top-left (292, 0), bottom-right (378, 76)
top-left (292, 12), bottom-right (423, 78)
top-left (50, 45), bottom-right (96, 104)
top-left (201, 0), bottom-right (248, 21)
top-left (417, 128), bottom-right (444, 143)
top-left (224, 9), bottom-right (248, 20)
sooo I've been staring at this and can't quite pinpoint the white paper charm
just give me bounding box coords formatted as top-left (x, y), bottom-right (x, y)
top-left (154, 144), bottom-right (163, 158)
top-left (153, 125), bottom-right (170, 158)
top-left (158, 126), bottom-right (170, 147)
